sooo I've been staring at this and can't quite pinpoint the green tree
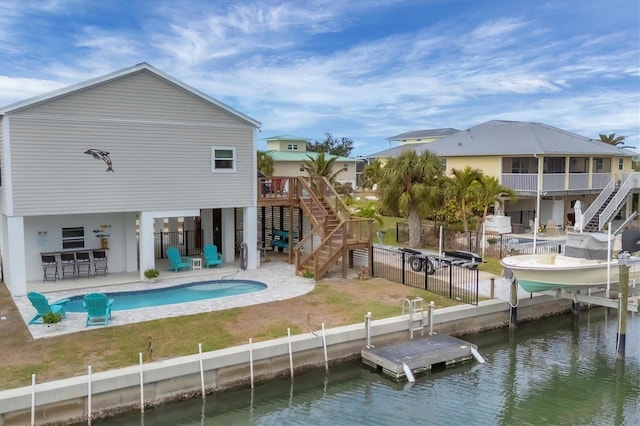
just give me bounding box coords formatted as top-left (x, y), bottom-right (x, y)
top-left (360, 159), bottom-right (384, 190)
top-left (257, 150), bottom-right (274, 176)
top-left (303, 152), bottom-right (342, 184)
top-left (474, 175), bottom-right (517, 230)
top-left (445, 166), bottom-right (484, 233)
top-left (352, 201), bottom-right (384, 227)
top-left (378, 150), bottom-right (443, 248)
top-left (307, 132), bottom-right (354, 156)
top-left (599, 133), bottom-right (626, 146)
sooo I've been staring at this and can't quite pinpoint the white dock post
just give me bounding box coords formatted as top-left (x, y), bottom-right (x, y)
top-left (31, 373), bottom-right (36, 426)
top-left (249, 338), bottom-right (255, 389)
top-left (287, 328), bottom-right (294, 379)
top-left (429, 301), bottom-right (436, 335)
top-left (365, 312), bottom-right (373, 348)
top-left (138, 352), bottom-right (144, 413)
top-left (198, 343), bottom-right (205, 399)
top-left (321, 323), bottom-right (328, 372)
top-left (87, 366), bottom-right (92, 425)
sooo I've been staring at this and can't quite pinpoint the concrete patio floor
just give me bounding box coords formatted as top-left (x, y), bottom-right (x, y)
top-left (16, 260), bottom-right (314, 339)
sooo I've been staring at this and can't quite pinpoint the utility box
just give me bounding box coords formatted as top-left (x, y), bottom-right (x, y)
top-left (484, 215), bottom-right (512, 234)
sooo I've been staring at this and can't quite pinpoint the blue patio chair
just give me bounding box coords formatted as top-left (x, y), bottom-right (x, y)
top-left (167, 246), bottom-right (191, 272)
top-left (203, 244), bottom-right (223, 268)
top-left (83, 293), bottom-right (114, 327)
top-left (27, 292), bottom-right (70, 325)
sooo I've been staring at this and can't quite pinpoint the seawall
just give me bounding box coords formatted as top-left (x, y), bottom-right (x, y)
top-left (0, 294), bottom-right (570, 425)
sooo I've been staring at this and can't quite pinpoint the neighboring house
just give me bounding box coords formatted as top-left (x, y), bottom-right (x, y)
top-left (357, 128), bottom-right (459, 186)
top-left (366, 120), bottom-right (639, 231)
top-left (387, 128), bottom-right (460, 146)
top-left (0, 63), bottom-right (261, 296)
top-left (263, 135), bottom-right (357, 189)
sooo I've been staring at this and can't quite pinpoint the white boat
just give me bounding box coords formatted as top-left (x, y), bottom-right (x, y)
top-left (500, 253), bottom-right (619, 293)
top-left (500, 232), bottom-right (622, 293)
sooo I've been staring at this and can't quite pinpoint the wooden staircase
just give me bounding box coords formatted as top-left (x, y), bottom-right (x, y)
top-left (294, 177), bottom-right (372, 280)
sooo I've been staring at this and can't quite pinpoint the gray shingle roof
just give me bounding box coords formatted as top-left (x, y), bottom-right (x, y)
top-left (369, 120), bottom-right (634, 158)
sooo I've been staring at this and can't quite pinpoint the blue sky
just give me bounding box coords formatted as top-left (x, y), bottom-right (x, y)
top-left (1, 0), bottom-right (639, 156)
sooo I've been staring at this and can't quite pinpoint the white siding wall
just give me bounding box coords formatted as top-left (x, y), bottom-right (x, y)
top-left (6, 71), bottom-right (256, 215)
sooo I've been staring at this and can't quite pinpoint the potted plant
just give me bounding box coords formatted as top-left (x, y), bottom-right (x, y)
top-left (301, 269), bottom-right (315, 284)
top-left (42, 311), bottom-right (62, 330)
top-left (144, 268), bottom-right (160, 283)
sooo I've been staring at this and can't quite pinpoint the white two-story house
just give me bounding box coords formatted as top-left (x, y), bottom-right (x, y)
top-left (0, 63), bottom-right (261, 296)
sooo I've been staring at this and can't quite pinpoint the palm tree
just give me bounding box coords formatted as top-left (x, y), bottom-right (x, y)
top-left (257, 151), bottom-right (274, 176)
top-left (474, 176), bottom-right (517, 230)
top-left (360, 159), bottom-right (384, 190)
top-left (599, 133), bottom-right (626, 146)
top-left (445, 166), bottom-right (483, 233)
top-left (378, 149), bottom-right (443, 248)
top-left (302, 152), bottom-right (342, 184)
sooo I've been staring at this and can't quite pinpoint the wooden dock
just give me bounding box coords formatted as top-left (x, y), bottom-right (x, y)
top-left (361, 334), bottom-right (477, 380)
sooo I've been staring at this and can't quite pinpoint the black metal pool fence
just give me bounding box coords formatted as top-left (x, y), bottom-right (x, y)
top-left (395, 222), bottom-right (565, 258)
top-left (371, 246), bottom-right (479, 305)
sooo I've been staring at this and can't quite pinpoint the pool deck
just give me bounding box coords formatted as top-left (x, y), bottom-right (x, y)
top-left (16, 261), bottom-right (314, 339)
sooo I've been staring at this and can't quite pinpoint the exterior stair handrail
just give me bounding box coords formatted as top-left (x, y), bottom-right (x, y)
top-left (598, 172), bottom-right (640, 230)
top-left (579, 178), bottom-right (614, 232)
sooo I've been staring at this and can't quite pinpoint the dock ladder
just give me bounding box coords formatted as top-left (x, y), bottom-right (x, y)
top-left (402, 297), bottom-right (425, 339)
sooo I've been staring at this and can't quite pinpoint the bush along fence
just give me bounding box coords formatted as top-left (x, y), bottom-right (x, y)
top-left (395, 222), bottom-right (565, 259)
top-left (370, 246), bottom-right (479, 305)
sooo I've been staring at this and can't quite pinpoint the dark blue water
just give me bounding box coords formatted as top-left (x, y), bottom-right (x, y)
top-left (64, 280), bottom-right (267, 312)
top-left (85, 309), bottom-right (640, 425)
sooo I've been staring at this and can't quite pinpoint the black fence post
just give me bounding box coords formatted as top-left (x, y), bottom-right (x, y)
top-left (370, 245), bottom-right (375, 277)
top-left (449, 260), bottom-right (454, 298)
top-left (401, 250), bottom-right (406, 285)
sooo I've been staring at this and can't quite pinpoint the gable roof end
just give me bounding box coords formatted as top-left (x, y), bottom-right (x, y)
top-left (0, 62), bottom-right (261, 128)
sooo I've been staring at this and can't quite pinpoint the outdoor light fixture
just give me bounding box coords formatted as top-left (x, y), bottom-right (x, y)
top-left (84, 149), bottom-right (114, 172)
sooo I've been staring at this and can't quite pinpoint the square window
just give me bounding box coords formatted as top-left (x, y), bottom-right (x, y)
top-left (300, 163), bottom-right (305, 172)
top-left (619, 158), bottom-right (624, 170)
top-left (342, 163), bottom-right (348, 171)
top-left (212, 147), bottom-right (236, 172)
top-left (287, 144), bottom-right (298, 150)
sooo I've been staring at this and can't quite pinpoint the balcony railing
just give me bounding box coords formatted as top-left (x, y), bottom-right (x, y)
top-left (501, 172), bottom-right (614, 192)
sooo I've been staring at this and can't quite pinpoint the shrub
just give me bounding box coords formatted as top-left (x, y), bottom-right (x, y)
top-left (144, 268), bottom-right (160, 279)
top-left (301, 270), bottom-right (314, 279)
top-left (42, 312), bottom-right (62, 324)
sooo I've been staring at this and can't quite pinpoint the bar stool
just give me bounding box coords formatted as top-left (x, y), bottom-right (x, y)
top-left (76, 251), bottom-right (92, 278)
top-left (60, 252), bottom-right (77, 280)
top-left (93, 250), bottom-right (109, 277)
top-left (41, 254), bottom-right (59, 282)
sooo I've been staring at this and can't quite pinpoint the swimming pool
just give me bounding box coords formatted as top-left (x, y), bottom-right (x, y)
top-left (64, 280), bottom-right (267, 312)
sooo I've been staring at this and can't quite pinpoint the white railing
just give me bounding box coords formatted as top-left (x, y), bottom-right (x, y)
top-left (501, 173), bottom-right (537, 191)
top-left (542, 174), bottom-right (565, 191)
top-left (502, 172), bottom-right (619, 192)
top-left (580, 178), bottom-right (615, 232)
top-left (592, 173), bottom-right (612, 189)
top-left (598, 173), bottom-right (640, 229)
top-left (568, 173), bottom-right (589, 190)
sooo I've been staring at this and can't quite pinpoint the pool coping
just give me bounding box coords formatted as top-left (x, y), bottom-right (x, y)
top-left (14, 262), bottom-right (314, 339)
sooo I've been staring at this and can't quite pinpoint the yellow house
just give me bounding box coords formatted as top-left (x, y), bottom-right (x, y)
top-left (264, 135), bottom-right (357, 189)
top-left (367, 120), bottom-right (639, 232)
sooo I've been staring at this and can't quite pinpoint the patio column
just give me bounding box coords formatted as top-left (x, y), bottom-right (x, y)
top-left (124, 212), bottom-right (138, 272)
top-left (139, 212), bottom-right (156, 281)
top-left (4, 215), bottom-right (27, 296)
top-left (244, 206), bottom-right (258, 269)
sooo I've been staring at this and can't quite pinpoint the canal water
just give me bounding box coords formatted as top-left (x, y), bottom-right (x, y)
top-left (90, 309), bottom-right (639, 425)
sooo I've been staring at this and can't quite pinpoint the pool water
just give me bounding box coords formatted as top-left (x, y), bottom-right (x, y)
top-left (64, 280), bottom-right (267, 312)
